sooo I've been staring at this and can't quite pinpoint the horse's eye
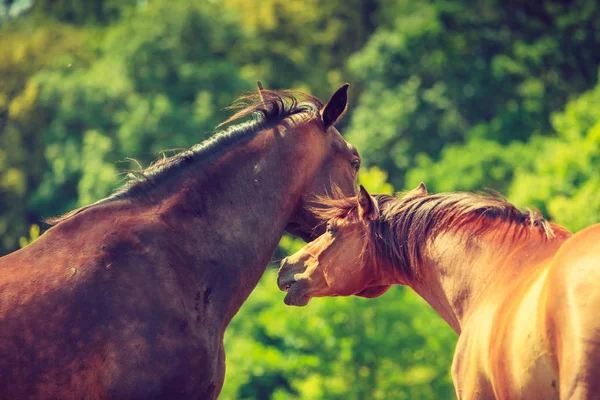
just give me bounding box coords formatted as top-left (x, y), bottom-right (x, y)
top-left (351, 159), bottom-right (361, 172)
top-left (326, 222), bottom-right (335, 234)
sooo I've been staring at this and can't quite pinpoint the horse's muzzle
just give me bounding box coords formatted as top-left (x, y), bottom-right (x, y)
top-left (277, 257), bottom-right (297, 292)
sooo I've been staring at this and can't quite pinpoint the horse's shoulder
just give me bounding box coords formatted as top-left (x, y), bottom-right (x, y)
top-left (0, 207), bottom-right (162, 287)
top-left (451, 327), bottom-right (496, 399)
top-left (543, 223), bottom-right (600, 294)
top-left (552, 223), bottom-right (600, 262)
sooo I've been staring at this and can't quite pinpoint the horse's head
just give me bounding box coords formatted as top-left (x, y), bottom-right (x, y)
top-left (278, 185), bottom-right (393, 306)
top-left (283, 84), bottom-right (361, 242)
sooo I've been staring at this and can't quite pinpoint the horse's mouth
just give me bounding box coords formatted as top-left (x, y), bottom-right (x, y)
top-left (278, 277), bottom-right (297, 292)
top-left (282, 281), bottom-right (295, 292)
top-left (284, 287), bottom-right (310, 306)
top-left (278, 278), bottom-right (311, 306)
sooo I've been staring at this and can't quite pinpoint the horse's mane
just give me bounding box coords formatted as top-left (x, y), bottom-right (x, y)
top-left (46, 89), bottom-right (323, 225)
top-left (311, 189), bottom-right (554, 281)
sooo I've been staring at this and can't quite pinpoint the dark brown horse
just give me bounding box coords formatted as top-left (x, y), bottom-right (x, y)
top-left (279, 184), bottom-right (600, 399)
top-left (0, 83), bottom-right (360, 399)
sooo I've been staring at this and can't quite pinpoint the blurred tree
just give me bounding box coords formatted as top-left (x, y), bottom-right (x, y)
top-left (406, 68), bottom-right (600, 231)
top-left (345, 0), bottom-right (600, 187)
top-left (28, 0), bottom-right (252, 219)
top-left (0, 0), bottom-right (252, 254)
top-left (223, 271), bottom-right (456, 400)
top-left (222, 0), bottom-right (382, 99)
top-left (1, 0), bottom-right (14, 16)
top-left (18, 223), bottom-right (40, 248)
top-left (0, 23), bottom-right (91, 251)
top-left (404, 138), bottom-right (534, 194)
top-left (29, 0), bottom-right (138, 24)
top-left (407, 69), bottom-right (600, 232)
top-left (508, 70), bottom-right (600, 231)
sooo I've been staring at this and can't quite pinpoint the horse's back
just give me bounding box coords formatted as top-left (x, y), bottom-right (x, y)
top-left (0, 214), bottom-right (223, 399)
top-left (453, 268), bottom-right (561, 399)
top-left (546, 222), bottom-right (600, 318)
top-left (544, 222), bottom-right (600, 399)
top-left (0, 227), bottom-right (111, 398)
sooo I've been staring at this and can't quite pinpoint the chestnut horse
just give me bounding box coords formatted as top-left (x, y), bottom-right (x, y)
top-left (0, 83), bottom-right (361, 399)
top-left (278, 184), bottom-right (600, 399)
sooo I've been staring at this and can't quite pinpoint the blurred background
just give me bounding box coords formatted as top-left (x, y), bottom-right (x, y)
top-left (1, 0), bottom-right (599, 398)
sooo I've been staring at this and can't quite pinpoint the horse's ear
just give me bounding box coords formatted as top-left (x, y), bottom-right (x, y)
top-left (402, 182), bottom-right (428, 200)
top-left (321, 83), bottom-right (349, 129)
top-left (358, 185), bottom-right (378, 220)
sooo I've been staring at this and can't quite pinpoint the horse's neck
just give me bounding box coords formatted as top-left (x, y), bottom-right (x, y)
top-left (158, 127), bottom-right (322, 318)
top-left (407, 225), bottom-right (569, 334)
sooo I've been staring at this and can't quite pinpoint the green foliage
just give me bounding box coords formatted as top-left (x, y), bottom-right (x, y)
top-left (0, 22), bottom-right (92, 250)
top-left (345, 0), bottom-right (600, 187)
top-left (29, 0), bottom-right (138, 24)
top-left (221, 0), bottom-right (382, 98)
top-left (508, 73), bottom-right (600, 231)
top-left (223, 270), bottom-right (456, 400)
top-left (405, 138), bottom-right (533, 194)
top-left (358, 166), bottom-right (394, 195)
top-left (26, 0), bottom-right (252, 218)
top-left (18, 223), bottom-right (40, 248)
top-left (407, 71), bottom-right (600, 232)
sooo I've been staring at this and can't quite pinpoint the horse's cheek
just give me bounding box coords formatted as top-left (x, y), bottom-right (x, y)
top-left (324, 260), bottom-right (361, 296)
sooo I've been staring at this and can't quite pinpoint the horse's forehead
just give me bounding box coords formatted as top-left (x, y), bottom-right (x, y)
top-left (345, 141), bottom-right (359, 158)
top-left (293, 119), bottom-right (357, 157)
top-left (308, 219), bottom-right (361, 251)
top-left (329, 127), bottom-right (356, 151)
top-left (332, 137), bottom-right (360, 166)
top-left (344, 142), bottom-right (360, 161)
top-left (332, 218), bottom-right (367, 243)
top-left (329, 229), bottom-right (365, 258)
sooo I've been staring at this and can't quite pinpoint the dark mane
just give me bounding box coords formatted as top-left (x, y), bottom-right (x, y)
top-left (312, 190), bottom-right (554, 281)
top-left (46, 89), bottom-right (323, 225)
